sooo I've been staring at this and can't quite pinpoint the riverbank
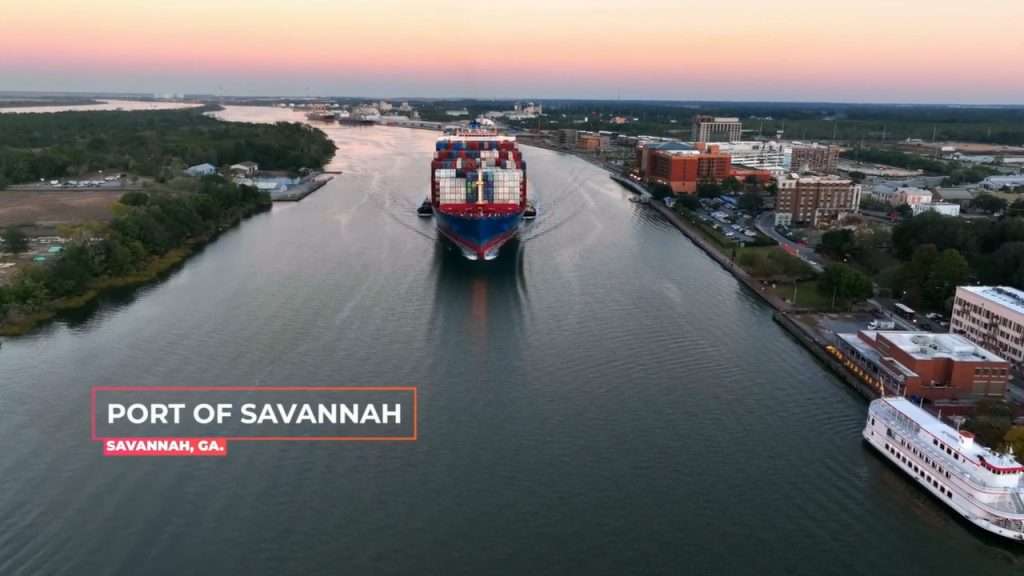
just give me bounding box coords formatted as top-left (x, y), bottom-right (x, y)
top-left (0, 194), bottom-right (271, 338)
top-left (606, 174), bottom-right (881, 404)
top-left (610, 175), bottom-right (794, 311)
top-left (0, 243), bottom-right (198, 337)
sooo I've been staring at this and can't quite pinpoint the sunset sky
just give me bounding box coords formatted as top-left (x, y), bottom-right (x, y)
top-left (1, 0), bottom-right (1021, 103)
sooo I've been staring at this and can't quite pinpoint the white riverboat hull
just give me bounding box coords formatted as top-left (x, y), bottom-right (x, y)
top-left (863, 398), bottom-right (1024, 543)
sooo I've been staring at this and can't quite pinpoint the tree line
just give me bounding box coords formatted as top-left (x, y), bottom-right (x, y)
top-left (815, 211), bottom-right (1024, 311)
top-left (843, 147), bottom-right (998, 186)
top-left (0, 176), bottom-right (271, 323)
top-left (0, 107), bottom-right (336, 185)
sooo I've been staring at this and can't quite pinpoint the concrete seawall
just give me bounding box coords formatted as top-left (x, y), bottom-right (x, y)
top-left (772, 312), bottom-right (879, 400)
top-left (609, 174), bottom-right (791, 313)
top-left (271, 175), bottom-right (333, 202)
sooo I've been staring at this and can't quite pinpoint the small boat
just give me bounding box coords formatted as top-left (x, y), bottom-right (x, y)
top-left (523, 202), bottom-right (537, 220)
top-left (628, 195), bottom-right (650, 204)
top-left (416, 199), bottom-right (434, 217)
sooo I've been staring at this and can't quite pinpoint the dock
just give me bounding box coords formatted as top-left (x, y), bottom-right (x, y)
top-left (271, 175), bottom-right (333, 202)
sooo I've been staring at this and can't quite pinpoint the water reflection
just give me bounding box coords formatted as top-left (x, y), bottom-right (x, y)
top-left (431, 238), bottom-right (526, 355)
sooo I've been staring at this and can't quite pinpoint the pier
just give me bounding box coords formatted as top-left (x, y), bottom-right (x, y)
top-left (271, 175), bottom-right (334, 202)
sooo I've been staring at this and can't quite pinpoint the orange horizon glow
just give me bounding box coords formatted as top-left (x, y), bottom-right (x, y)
top-left (2, 0), bottom-right (1022, 103)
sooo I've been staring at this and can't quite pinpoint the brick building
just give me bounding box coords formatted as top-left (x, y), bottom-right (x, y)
top-left (637, 142), bottom-right (732, 194)
top-left (790, 144), bottom-right (840, 174)
top-left (835, 331), bottom-right (1009, 401)
top-left (578, 132), bottom-right (602, 152)
top-left (774, 174), bottom-right (861, 227)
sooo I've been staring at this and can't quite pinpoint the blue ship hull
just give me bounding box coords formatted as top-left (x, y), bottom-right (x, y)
top-left (435, 210), bottom-right (523, 261)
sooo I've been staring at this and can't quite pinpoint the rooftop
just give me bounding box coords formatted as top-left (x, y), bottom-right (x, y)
top-left (960, 286), bottom-right (1024, 316)
top-left (935, 187), bottom-right (976, 201)
top-left (837, 332), bottom-right (918, 378)
top-left (862, 330), bottom-right (1006, 363)
top-left (783, 174), bottom-right (853, 184)
top-left (647, 141), bottom-right (694, 152)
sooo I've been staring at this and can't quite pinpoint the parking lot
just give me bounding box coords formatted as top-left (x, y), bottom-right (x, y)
top-left (691, 198), bottom-right (766, 245)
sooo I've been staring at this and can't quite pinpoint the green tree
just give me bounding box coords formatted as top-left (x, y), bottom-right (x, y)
top-left (2, 227), bottom-right (29, 254)
top-left (673, 194), bottom-right (701, 212)
top-left (0, 285), bottom-right (9, 318)
top-left (1004, 427), bottom-right (1024, 459)
top-left (8, 272), bottom-right (49, 311)
top-left (966, 399), bottom-right (1013, 450)
top-left (899, 245), bottom-right (969, 309)
top-left (44, 244), bottom-right (97, 297)
top-left (697, 180), bottom-right (722, 198)
top-left (737, 192), bottom-right (763, 213)
top-left (895, 204), bottom-right (913, 220)
top-left (817, 229), bottom-right (858, 259)
top-left (721, 176), bottom-right (743, 193)
top-left (815, 261), bottom-right (872, 303)
top-left (980, 242), bottom-right (1024, 287)
top-left (970, 193), bottom-right (1007, 214)
top-left (928, 248), bottom-right (969, 308)
top-left (1009, 199), bottom-right (1024, 217)
top-left (819, 263), bottom-right (873, 305)
top-left (648, 182), bottom-right (673, 199)
top-left (120, 191), bottom-right (150, 206)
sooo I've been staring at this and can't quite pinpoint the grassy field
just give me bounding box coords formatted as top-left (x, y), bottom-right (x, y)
top-left (769, 280), bottom-right (835, 310)
top-left (0, 189), bottom-right (121, 227)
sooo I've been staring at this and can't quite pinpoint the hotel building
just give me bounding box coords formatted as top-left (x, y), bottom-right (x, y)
top-left (774, 174), bottom-right (861, 227)
top-left (951, 286), bottom-right (1024, 365)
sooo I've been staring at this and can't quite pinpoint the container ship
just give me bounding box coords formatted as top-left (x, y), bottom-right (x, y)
top-left (304, 104), bottom-right (337, 122)
top-left (864, 397), bottom-right (1024, 541)
top-left (429, 120), bottom-right (526, 261)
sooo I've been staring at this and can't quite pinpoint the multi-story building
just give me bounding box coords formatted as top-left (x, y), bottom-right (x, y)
top-left (691, 116), bottom-right (742, 143)
top-left (713, 141), bottom-right (791, 176)
top-left (912, 202), bottom-right (960, 217)
top-left (790, 143), bottom-right (840, 174)
top-left (951, 286), bottom-right (1024, 365)
top-left (835, 330), bottom-right (1009, 400)
top-left (578, 132), bottom-right (602, 152)
top-left (557, 129), bottom-right (578, 149)
top-left (896, 187), bottom-right (933, 206)
top-left (866, 185), bottom-right (933, 207)
top-left (774, 174), bottom-right (861, 227)
top-left (637, 142), bottom-right (732, 194)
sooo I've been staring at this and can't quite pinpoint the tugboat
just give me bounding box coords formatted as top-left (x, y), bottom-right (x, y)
top-left (416, 199), bottom-right (434, 217)
top-left (523, 202), bottom-right (537, 221)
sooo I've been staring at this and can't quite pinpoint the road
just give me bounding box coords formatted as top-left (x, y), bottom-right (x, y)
top-left (754, 212), bottom-right (825, 272)
top-left (8, 182), bottom-right (142, 193)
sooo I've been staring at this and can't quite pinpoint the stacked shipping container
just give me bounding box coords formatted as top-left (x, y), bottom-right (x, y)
top-left (431, 137), bottom-right (527, 208)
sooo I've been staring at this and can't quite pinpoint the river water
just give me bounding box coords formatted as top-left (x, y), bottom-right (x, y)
top-left (0, 99), bottom-right (201, 115)
top-left (0, 107), bottom-right (1020, 575)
